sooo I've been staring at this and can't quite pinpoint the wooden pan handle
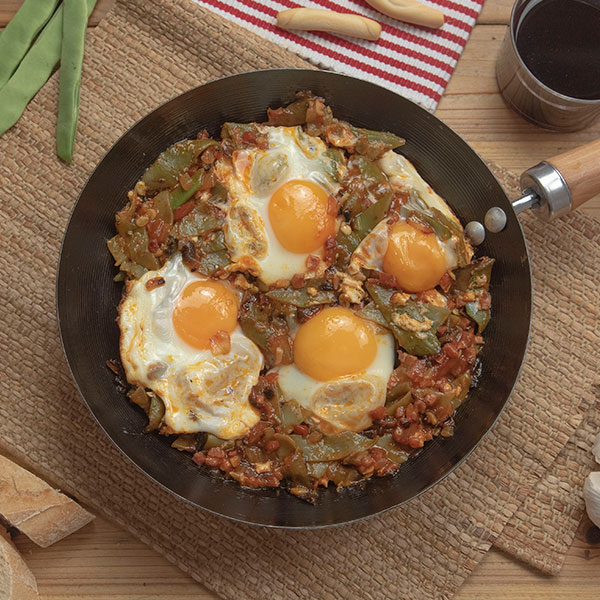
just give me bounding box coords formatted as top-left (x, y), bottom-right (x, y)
top-left (546, 138), bottom-right (600, 209)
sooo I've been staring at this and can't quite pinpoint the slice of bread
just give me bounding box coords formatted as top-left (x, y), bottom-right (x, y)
top-left (0, 524), bottom-right (39, 600)
top-left (0, 455), bottom-right (94, 548)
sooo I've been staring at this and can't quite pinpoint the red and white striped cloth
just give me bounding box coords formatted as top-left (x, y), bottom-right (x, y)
top-left (192, 0), bottom-right (484, 111)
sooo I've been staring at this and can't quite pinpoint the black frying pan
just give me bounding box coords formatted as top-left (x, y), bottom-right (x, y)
top-left (57, 69), bottom-right (534, 528)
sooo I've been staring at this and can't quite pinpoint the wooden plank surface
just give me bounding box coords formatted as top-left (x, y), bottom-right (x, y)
top-left (478, 0), bottom-right (513, 23)
top-left (0, 0), bottom-right (115, 26)
top-left (10, 513), bottom-right (600, 599)
top-left (2, 0), bottom-right (600, 598)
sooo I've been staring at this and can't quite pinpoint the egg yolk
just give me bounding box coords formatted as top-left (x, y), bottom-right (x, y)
top-left (293, 307), bottom-right (377, 382)
top-left (172, 280), bottom-right (238, 350)
top-left (383, 221), bottom-right (447, 292)
top-left (268, 179), bottom-right (335, 254)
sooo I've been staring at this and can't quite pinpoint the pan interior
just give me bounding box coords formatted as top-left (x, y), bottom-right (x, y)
top-left (57, 69), bottom-right (531, 528)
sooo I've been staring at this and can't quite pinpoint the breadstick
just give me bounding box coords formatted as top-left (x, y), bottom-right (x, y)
top-left (366, 0), bottom-right (444, 29)
top-left (277, 8), bottom-right (382, 41)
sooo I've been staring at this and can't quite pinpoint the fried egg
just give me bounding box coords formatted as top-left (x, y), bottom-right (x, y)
top-left (275, 307), bottom-right (394, 434)
top-left (118, 253), bottom-right (262, 439)
top-left (349, 150), bottom-right (472, 293)
top-left (377, 150), bottom-right (458, 223)
top-left (216, 126), bottom-right (343, 284)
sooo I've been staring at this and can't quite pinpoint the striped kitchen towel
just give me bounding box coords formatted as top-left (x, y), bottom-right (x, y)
top-left (192, 0), bottom-right (485, 111)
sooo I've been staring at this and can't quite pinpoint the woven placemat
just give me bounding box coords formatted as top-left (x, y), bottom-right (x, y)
top-left (495, 397), bottom-right (600, 574)
top-left (1, 1), bottom-right (599, 598)
top-left (486, 167), bottom-right (600, 574)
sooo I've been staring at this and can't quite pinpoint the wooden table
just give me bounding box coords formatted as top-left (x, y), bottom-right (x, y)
top-left (2, 0), bottom-right (600, 597)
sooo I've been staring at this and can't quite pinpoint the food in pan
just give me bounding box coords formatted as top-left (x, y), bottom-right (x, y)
top-left (108, 92), bottom-right (493, 501)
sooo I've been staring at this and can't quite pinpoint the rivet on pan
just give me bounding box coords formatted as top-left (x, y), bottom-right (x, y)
top-left (464, 221), bottom-right (485, 245)
top-left (484, 207), bottom-right (507, 233)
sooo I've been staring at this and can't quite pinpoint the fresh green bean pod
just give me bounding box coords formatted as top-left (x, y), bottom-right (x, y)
top-left (0, 0), bottom-right (96, 138)
top-left (0, 0), bottom-right (60, 91)
top-left (57, 0), bottom-right (96, 162)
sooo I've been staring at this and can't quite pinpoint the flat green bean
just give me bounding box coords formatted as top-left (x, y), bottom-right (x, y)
top-left (0, 0), bottom-right (95, 138)
top-left (57, 0), bottom-right (96, 162)
top-left (0, 0), bottom-right (60, 91)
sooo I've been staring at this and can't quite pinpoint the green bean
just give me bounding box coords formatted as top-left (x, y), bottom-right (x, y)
top-left (357, 128), bottom-right (405, 148)
top-left (452, 257), bottom-right (495, 292)
top-left (374, 434), bottom-right (409, 465)
top-left (145, 394), bottom-right (165, 432)
top-left (323, 148), bottom-right (345, 182)
top-left (291, 432), bottom-right (375, 462)
top-left (180, 231), bottom-right (230, 277)
top-left (266, 96), bottom-right (310, 126)
top-left (280, 400), bottom-right (306, 431)
top-left (220, 122), bottom-right (264, 150)
top-left (203, 434), bottom-right (226, 450)
top-left (465, 302), bottom-right (491, 334)
top-left (0, 0), bottom-right (60, 91)
top-left (128, 386), bottom-right (150, 412)
top-left (171, 434), bottom-right (197, 453)
top-left (385, 391), bottom-right (413, 416)
top-left (152, 190), bottom-right (173, 224)
top-left (335, 156), bottom-right (394, 263)
top-left (142, 139), bottom-right (217, 190)
top-left (266, 280), bottom-right (336, 308)
top-left (350, 126), bottom-right (405, 160)
top-left (356, 302), bottom-right (389, 330)
top-left (0, 0), bottom-right (96, 137)
top-left (366, 283), bottom-right (450, 356)
top-left (57, 0), bottom-right (95, 162)
top-left (172, 201), bottom-right (224, 237)
top-left (170, 171), bottom-right (204, 209)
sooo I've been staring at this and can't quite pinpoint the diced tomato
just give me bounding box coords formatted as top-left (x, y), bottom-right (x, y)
top-left (379, 272), bottom-right (399, 289)
top-left (442, 342), bottom-right (461, 359)
top-left (173, 201), bottom-right (195, 222)
top-left (438, 272), bottom-right (453, 293)
top-left (369, 406), bottom-right (387, 421)
top-left (479, 290), bottom-right (491, 310)
top-left (241, 130), bottom-right (257, 144)
top-left (293, 424), bottom-right (309, 437)
top-left (146, 218), bottom-right (169, 253)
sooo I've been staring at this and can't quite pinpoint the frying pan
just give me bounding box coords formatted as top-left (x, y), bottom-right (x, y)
top-left (57, 69), bottom-right (600, 528)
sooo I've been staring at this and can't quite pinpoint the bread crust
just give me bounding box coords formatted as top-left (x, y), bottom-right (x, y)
top-left (0, 524), bottom-right (39, 600)
top-left (0, 455), bottom-right (94, 548)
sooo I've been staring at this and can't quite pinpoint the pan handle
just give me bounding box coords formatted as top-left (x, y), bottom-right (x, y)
top-left (517, 138), bottom-right (600, 221)
top-left (546, 139), bottom-right (600, 209)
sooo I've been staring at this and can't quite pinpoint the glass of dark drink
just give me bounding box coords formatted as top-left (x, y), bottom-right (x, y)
top-left (496, 0), bottom-right (600, 131)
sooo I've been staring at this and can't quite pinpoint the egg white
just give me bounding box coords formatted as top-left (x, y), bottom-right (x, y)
top-left (275, 323), bottom-right (395, 434)
top-left (118, 253), bottom-right (263, 439)
top-left (377, 150), bottom-right (459, 223)
top-left (216, 126), bottom-right (343, 284)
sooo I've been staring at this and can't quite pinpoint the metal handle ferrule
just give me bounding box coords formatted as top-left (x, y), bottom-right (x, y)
top-left (518, 161), bottom-right (572, 221)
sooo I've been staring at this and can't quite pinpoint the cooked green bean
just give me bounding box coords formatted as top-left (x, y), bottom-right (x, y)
top-left (266, 280), bottom-right (337, 307)
top-left (0, 0), bottom-right (96, 138)
top-left (366, 283), bottom-right (450, 356)
top-left (170, 171), bottom-right (205, 209)
top-left (465, 301), bottom-right (491, 333)
top-left (291, 432), bottom-right (375, 462)
top-left (0, 0), bottom-right (60, 91)
top-left (142, 139), bottom-right (217, 190)
top-left (145, 394), bottom-right (165, 432)
top-left (57, 0), bottom-right (95, 162)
